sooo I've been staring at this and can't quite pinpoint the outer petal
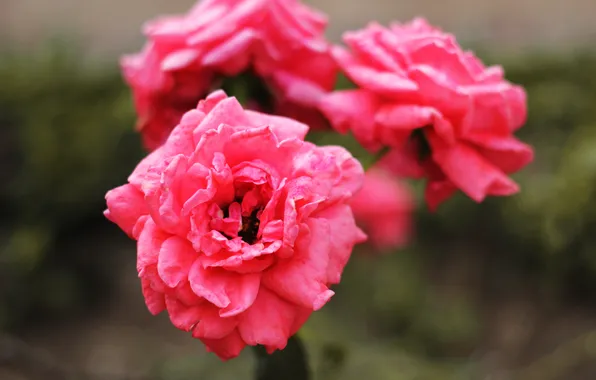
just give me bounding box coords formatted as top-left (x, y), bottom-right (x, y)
top-left (244, 110), bottom-right (309, 141)
top-left (238, 287), bottom-right (297, 351)
top-left (312, 205), bottom-right (367, 284)
top-left (319, 90), bottom-right (381, 151)
top-left (192, 304), bottom-right (238, 340)
top-left (465, 133), bottom-right (534, 174)
top-left (141, 277), bottom-right (166, 315)
top-left (430, 138), bottom-right (519, 203)
top-left (200, 330), bottom-right (247, 361)
top-left (193, 97), bottom-right (249, 141)
top-left (316, 146), bottom-right (365, 198)
top-left (425, 180), bottom-right (457, 212)
top-left (137, 219), bottom-right (169, 276)
top-left (165, 295), bottom-right (202, 332)
top-left (262, 221), bottom-right (334, 310)
top-left (104, 184), bottom-right (148, 237)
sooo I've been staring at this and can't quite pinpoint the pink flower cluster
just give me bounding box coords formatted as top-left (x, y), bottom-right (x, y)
top-left (108, 0), bottom-right (534, 361)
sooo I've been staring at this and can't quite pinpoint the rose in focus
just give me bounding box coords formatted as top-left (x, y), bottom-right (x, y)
top-left (104, 90), bottom-right (366, 359)
top-left (320, 18), bottom-right (534, 210)
top-left (122, 0), bottom-right (337, 150)
top-left (351, 168), bottom-right (413, 250)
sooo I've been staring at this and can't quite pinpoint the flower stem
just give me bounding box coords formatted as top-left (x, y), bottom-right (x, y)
top-left (252, 335), bottom-right (310, 380)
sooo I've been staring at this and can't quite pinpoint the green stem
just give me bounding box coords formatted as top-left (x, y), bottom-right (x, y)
top-left (252, 335), bottom-right (311, 380)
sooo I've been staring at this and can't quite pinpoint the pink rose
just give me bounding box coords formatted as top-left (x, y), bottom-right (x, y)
top-left (320, 18), bottom-right (534, 210)
top-left (104, 90), bottom-right (366, 360)
top-left (122, 0), bottom-right (337, 150)
top-left (351, 168), bottom-right (413, 250)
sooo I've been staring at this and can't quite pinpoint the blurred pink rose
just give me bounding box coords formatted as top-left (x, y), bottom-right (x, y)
top-left (122, 0), bottom-right (337, 150)
top-left (104, 90), bottom-right (366, 360)
top-left (320, 18), bottom-right (534, 210)
top-left (351, 168), bottom-right (413, 250)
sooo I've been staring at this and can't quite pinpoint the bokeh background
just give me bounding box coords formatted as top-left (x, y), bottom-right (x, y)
top-left (1, 1), bottom-right (596, 379)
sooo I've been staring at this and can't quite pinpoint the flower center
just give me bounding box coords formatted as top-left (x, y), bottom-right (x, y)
top-left (410, 128), bottom-right (432, 161)
top-left (238, 208), bottom-right (261, 245)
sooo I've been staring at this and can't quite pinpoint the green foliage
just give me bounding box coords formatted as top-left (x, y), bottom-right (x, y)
top-left (0, 46), bottom-right (142, 329)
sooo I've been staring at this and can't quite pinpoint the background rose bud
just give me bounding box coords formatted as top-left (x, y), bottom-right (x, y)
top-left (351, 167), bottom-right (413, 251)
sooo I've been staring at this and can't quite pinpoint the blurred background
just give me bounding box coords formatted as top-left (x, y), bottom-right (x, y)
top-left (1, 1), bottom-right (596, 379)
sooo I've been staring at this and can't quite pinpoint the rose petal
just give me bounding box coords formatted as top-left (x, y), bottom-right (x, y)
top-left (238, 287), bottom-right (297, 351)
top-left (263, 220), bottom-right (334, 310)
top-left (157, 236), bottom-right (197, 288)
top-left (105, 184), bottom-right (148, 238)
top-left (200, 330), bottom-right (246, 361)
top-left (189, 261), bottom-right (260, 317)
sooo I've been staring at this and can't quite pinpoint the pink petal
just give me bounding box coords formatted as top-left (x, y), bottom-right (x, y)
top-left (424, 179), bottom-right (457, 211)
top-left (157, 236), bottom-right (197, 288)
top-left (271, 70), bottom-right (327, 108)
top-left (162, 49), bottom-right (201, 71)
top-left (136, 219), bottom-right (169, 276)
top-left (407, 38), bottom-right (475, 85)
top-left (238, 287), bottom-right (298, 351)
top-left (165, 109), bottom-right (208, 157)
top-left (244, 110), bottom-right (309, 142)
top-left (350, 168), bottom-right (413, 249)
top-left (332, 46), bottom-right (418, 98)
top-left (165, 295), bottom-right (202, 331)
top-left (189, 262), bottom-right (260, 317)
top-left (141, 277), bottom-right (166, 315)
top-left (430, 138), bottom-right (519, 203)
top-left (263, 220), bottom-right (334, 310)
top-left (192, 304), bottom-right (238, 340)
top-left (312, 205), bottom-right (366, 284)
top-left (503, 85), bottom-right (527, 131)
top-left (407, 65), bottom-right (470, 114)
top-left (200, 329), bottom-right (246, 361)
top-left (193, 97), bottom-right (249, 141)
top-left (319, 90), bottom-right (381, 151)
top-left (375, 104), bottom-right (455, 146)
top-left (459, 84), bottom-right (518, 136)
top-left (343, 25), bottom-right (404, 73)
top-left (201, 29), bottom-right (257, 74)
top-left (104, 184), bottom-right (148, 238)
top-left (465, 133), bottom-right (534, 174)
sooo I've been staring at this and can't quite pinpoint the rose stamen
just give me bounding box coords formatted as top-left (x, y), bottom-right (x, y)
top-left (239, 208), bottom-right (261, 244)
